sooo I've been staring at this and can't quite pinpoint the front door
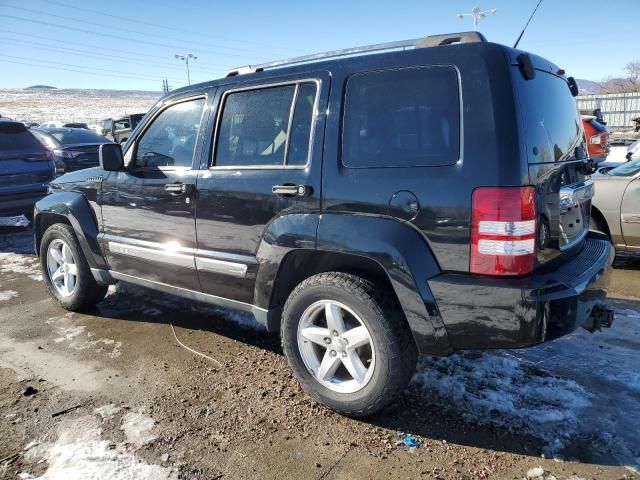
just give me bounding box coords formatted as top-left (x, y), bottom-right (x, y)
top-left (102, 95), bottom-right (209, 291)
top-left (195, 75), bottom-right (328, 303)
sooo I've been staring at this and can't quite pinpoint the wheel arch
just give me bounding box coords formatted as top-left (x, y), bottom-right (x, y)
top-left (254, 213), bottom-right (453, 356)
top-left (34, 192), bottom-right (108, 271)
top-left (591, 205), bottom-right (612, 240)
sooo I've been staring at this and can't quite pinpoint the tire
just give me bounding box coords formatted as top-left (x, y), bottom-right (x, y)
top-left (39, 223), bottom-right (108, 311)
top-left (281, 272), bottom-right (417, 417)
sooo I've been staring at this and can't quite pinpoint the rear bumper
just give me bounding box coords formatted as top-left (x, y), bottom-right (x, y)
top-left (427, 231), bottom-right (614, 350)
top-left (0, 190), bottom-right (47, 216)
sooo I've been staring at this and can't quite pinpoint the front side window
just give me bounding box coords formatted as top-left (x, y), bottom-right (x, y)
top-left (134, 98), bottom-right (205, 168)
top-left (215, 82), bottom-right (317, 167)
top-left (342, 67), bottom-right (460, 168)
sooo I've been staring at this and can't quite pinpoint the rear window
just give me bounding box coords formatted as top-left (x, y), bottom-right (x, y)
top-left (342, 66), bottom-right (460, 168)
top-left (0, 123), bottom-right (44, 151)
top-left (48, 129), bottom-right (107, 145)
top-left (514, 70), bottom-right (586, 162)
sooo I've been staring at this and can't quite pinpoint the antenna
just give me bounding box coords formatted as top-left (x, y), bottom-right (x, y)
top-left (513, 0), bottom-right (543, 48)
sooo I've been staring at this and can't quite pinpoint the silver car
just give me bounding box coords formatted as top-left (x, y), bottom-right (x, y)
top-left (591, 157), bottom-right (640, 255)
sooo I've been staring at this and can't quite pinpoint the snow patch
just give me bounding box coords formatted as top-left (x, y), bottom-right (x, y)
top-left (0, 251), bottom-right (42, 281)
top-left (413, 353), bottom-right (590, 455)
top-left (53, 325), bottom-right (86, 343)
top-left (94, 404), bottom-right (121, 421)
top-left (0, 290), bottom-right (19, 301)
top-left (0, 215), bottom-right (29, 227)
top-left (120, 412), bottom-right (157, 448)
top-left (23, 415), bottom-right (175, 480)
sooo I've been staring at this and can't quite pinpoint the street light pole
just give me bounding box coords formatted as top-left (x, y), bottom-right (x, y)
top-left (457, 6), bottom-right (497, 31)
top-left (174, 53), bottom-right (197, 85)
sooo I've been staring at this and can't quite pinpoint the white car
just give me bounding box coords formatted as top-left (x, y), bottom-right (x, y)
top-left (39, 121), bottom-right (65, 128)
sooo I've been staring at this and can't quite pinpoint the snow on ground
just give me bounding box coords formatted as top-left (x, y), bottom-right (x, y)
top-left (21, 412), bottom-right (174, 480)
top-left (47, 314), bottom-right (123, 359)
top-left (0, 88), bottom-right (160, 124)
top-left (0, 290), bottom-right (18, 301)
top-left (414, 305), bottom-right (640, 470)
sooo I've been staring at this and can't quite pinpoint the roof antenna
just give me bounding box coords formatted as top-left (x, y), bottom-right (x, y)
top-left (513, 0), bottom-right (543, 49)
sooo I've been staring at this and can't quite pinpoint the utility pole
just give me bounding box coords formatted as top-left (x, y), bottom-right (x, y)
top-left (174, 53), bottom-right (197, 85)
top-left (457, 6), bottom-right (497, 31)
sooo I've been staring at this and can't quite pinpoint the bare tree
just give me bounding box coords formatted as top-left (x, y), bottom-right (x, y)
top-left (597, 61), bottom-right (640, 94)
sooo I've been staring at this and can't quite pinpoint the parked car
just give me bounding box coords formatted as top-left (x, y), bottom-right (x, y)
top-left (632, 116), bottom-right (640, 132)
top-left (111, 114), bottom-right (145, 144)
top-left (591, 157), bottom-right (640, 255)
top-left (22, 122), bottom-right (40, 128)
top-left (0, 121), bottom-right (55, 218)
top-left (582, 115), bottom-right (610, 163)
top-left (33, 31), bottom-right (614, 417)
top-left (63, 122), bottom-right (89, 129)
top-left (626, 139), bottom-right (640, 160)
top-left (32, 128), bottom-right (114, 174)
top-left (40, 121), bottom-right (64, 128)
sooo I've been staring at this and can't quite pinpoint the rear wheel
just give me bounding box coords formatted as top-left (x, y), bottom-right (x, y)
top-left (281, 272), bottom-right (417, 417)
top-left (40, 223), bottom-right (108, 311)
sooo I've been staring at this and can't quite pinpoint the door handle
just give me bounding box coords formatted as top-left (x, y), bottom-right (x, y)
top-left (164, 183), bottom-right (193, 195)
top-left (272, 184), bottom-right (312, 197)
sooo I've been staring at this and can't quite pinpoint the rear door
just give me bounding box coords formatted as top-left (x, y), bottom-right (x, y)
top-left (195, 74), bottom-right (328, 303)
top-left (512, 64), bottom-right (592, 266)
top-left (0, 123), bottom-right (52, 201)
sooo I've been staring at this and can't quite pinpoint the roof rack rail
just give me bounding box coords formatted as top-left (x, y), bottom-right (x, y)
top-left (224, 31), bottom-right (486, 77)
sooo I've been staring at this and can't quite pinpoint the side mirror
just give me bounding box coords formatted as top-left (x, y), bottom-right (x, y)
top-left (99, 143), bottom-right (124, 171)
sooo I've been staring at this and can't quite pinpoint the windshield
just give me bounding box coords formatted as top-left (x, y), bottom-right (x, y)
top-left (608, 158), bottom-right (640, 176)
top-left (45, 128), bottom-right (108, 145)
top-left (31, 130), bottom-right (60, 149)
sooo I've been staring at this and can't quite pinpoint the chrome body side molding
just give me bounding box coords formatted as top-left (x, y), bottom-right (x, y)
top-left (104, 234), bottom-right (252, 278)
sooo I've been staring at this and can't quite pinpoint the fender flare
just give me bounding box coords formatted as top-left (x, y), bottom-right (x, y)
top-left (253, 212), bottom-right (453, 356)
top-left (34, 191), bottom-right (108, 271)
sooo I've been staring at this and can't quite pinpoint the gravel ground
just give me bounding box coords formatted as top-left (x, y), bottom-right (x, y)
top-left (0, 225), bottom-right (637, 480)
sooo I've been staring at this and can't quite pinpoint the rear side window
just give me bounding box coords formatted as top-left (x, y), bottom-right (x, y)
top-left (342, 67), bottom-right (460, 168)
top-left (215, 82), bottom-right (317, 167)
top-left (0, 123), bottom-right (44, 151)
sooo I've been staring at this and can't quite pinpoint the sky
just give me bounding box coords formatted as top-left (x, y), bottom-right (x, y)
top-left (0, 0), bottom-right (637, 91)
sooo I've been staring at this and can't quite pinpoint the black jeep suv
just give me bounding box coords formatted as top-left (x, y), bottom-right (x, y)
top-left (34, 32), bottom-right (614, 416)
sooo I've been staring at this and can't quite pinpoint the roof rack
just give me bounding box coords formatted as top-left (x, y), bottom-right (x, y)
top-left (224, 31), bottom-right (487, 77)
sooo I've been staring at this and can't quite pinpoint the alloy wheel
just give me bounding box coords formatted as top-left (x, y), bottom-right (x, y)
top-left (46, 239), bottom-right (78, 297)
top-left (297, 300), bottom-right (376, 394)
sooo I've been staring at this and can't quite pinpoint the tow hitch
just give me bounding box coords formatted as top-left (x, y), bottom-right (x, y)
top-left (583, 303), bottom-right (615, 332)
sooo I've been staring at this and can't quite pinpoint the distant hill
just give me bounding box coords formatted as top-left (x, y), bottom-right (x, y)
top-left (576, 78), bottom-right (600, 95)
top-left (26, 85), bottom-right (57, 90)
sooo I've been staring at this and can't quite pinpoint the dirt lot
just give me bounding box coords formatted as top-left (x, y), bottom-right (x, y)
top-left (0, 225), bottom-right (638, 480)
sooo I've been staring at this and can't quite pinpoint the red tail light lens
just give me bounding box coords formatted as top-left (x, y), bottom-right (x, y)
top-left (471, 187), bottom-right (537, 276)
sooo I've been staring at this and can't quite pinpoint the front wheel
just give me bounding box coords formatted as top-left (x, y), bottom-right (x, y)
top-left (40, 223), bottom-right (108, 311)
top-left (281, 272), bottom-right (417, 417)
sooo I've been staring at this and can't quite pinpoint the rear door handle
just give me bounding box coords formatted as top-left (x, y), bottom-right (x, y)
top-left (164, 183), bottom-right (193, 195)
top-left (272, 184), bottom-right (312, 197)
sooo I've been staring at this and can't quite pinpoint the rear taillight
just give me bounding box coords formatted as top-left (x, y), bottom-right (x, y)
top-left (590, 134), bottom-right (602, 145)
top-left (471, 187), bottom-right (537, 276)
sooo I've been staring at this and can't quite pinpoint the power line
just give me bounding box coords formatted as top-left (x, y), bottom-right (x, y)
top-left (33, 0), bottom-right (292, 53)
top-left (0, 54), bottom-right (184, 84)
top-left (0, 58), bottom-right (169, 85)
top-left (0, 29), bottom-right (228, 71)
top-left (2, 4), bottom-right (283, 57)
top-left (0, 36), bottom-right (227, 74)
top-left (0, 14), bottom-right (264, 60)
